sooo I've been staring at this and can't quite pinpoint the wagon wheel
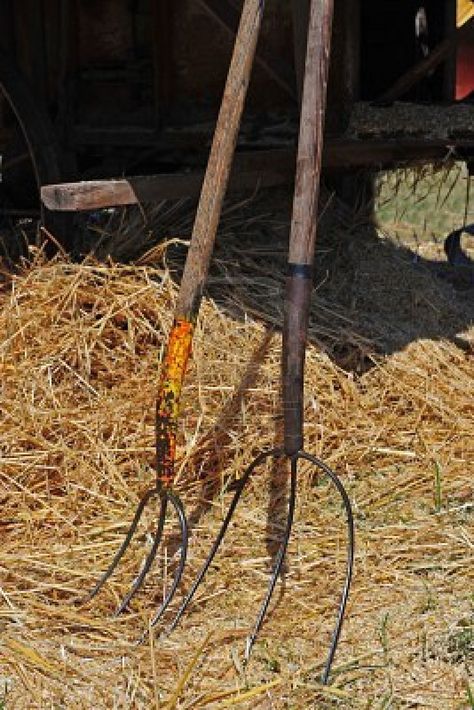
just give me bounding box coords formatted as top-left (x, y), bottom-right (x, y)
top-left (0, 48), bottom-right (67, 259)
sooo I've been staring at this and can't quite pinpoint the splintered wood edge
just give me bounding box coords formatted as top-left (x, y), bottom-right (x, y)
top-left (41, 180), bottom-right (138, 211)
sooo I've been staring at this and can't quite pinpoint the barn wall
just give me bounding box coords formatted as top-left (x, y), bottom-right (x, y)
top-left (74, 0), bottom-right (296, 126)
top-left (162, 0), bottom-right (295, 116)
top-left (1, 0), bottom-right (467, 143)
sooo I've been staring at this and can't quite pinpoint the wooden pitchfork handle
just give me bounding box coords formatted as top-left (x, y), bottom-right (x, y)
top-left (156, 0), bottom-right (265, 486)
top-left (176, 0), bottom-right (265, 320)
top-left (283, 0), bottom-right (334, 455)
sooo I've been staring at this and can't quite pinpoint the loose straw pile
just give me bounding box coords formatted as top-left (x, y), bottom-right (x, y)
top-left (0, 207), bottom-right (472, 707)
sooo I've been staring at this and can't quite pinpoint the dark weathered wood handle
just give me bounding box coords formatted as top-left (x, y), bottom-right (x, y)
top-left (176, 0), bottom-right (264, 320)
top-left (283, 0), bottom-right (334, 455)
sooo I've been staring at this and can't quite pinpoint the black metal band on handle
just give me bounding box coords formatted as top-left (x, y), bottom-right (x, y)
top-left (283, 265), bottom-right (313, 455)
top-left (287, 262), bottom-right (314, 279)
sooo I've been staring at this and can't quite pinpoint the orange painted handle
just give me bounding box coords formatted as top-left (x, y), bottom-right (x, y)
top-left (155, 319), bottom-right (194, 486)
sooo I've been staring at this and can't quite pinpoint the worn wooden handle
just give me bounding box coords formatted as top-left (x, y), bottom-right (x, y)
top-left (283, 0), bottom-right (334, 455)
top-left (176, 0), bottom-right (264, 319)
top-left (288, 0), bottom-right (333, 267)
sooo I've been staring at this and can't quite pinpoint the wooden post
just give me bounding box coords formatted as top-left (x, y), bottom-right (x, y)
top-left (326, 0), bottom-right (359, 134)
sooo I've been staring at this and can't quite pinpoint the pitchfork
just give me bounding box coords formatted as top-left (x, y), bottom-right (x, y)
top-left (86, 0), bottom-right (265, 619)
top-left (163, 0), bottom-right (354, 685)
top-left (87, 0), bottom-right (354, 686)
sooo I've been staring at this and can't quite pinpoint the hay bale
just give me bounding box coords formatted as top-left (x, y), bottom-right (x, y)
top-left (0, 225), bottom-right (472, 707)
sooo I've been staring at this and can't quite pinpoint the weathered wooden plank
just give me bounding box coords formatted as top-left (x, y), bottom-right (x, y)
top-left (41, 149), bottom-right (296, 211)
top-left (326, 137), bottom-right (474, 168)
top-left (42, 133), bottom-right (474, 213)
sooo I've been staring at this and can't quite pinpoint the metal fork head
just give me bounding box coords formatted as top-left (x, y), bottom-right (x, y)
top-left (165, 448), bottom-right (354, 685)
top-left (84, 316), bottom-right (194, 625)
top-left (84, 483), bottom-right (188, 624)
top-left (84, 447), bottom-right (353, 684)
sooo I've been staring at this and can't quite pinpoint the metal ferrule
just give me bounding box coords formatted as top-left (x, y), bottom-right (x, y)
top-left (282, 264), bottom-right (313, 455)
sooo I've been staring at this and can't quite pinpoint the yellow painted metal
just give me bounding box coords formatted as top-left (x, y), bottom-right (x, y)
top-left (458, 0), bottom-right (474, 26)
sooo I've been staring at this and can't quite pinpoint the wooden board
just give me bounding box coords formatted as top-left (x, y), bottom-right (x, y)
top-left (41, 131), bottom-right (474, 213)
top-left (41, 149), bottom-right (296, 211)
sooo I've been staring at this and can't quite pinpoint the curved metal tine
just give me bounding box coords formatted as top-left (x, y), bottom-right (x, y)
top-left (244, 454), bottom-right (297, 664)
top-left (297, 451), bottom-right (355, 685)
top-left (114, 493), bottom-right (168, 615)
top-left (139, 491), bottom-right (189, 641)
top-left (84, 486), bottom-right (161, 603)
top-left (167, 448), bottom-right (283, 634)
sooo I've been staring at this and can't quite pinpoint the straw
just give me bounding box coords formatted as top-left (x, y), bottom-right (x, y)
top-left (0, 188), bottom-right (472, 707)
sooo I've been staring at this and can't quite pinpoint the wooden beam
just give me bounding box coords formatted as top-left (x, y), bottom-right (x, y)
top-left (42, 134), bottom-right (474, 213)
top-left (42, 174), bottom-right (211, 211)
top-left (326, 0), bottom-right (360, 135)
top-left (377, 16), bottom-right (474, 104)
top-left (325, 137), bottom-right (474, 168)
top-left (41, 149), bottom-right (296, 211)
top-left (197, 0), bottom-right (296, 100)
